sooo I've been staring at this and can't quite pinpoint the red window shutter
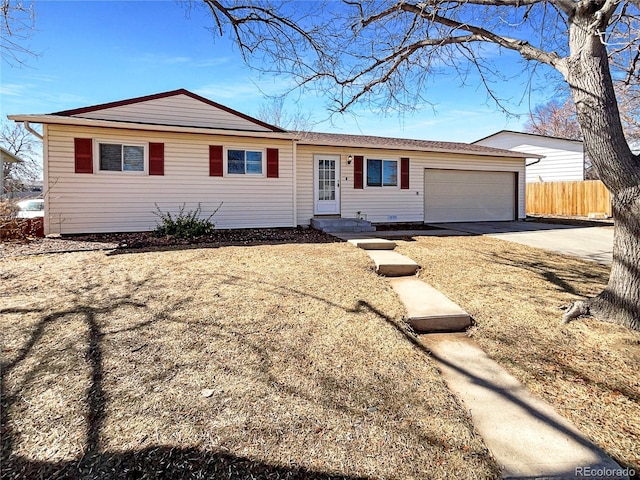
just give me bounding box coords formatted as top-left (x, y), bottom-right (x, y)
top-left (74, 138), bottom-right (93, 173)
top-left (266, 148), bottom-right (279, 178)
top-left (149, 142), bottom-right (164, 175)
top-left (400, 157), bottom-right (410, 189)
top-left (354, 155), bottom-right (363, 189)
top-left (209, 145), bottom-right (223, 176)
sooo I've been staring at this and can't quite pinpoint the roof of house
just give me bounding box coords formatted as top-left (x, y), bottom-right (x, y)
top-left (0, 146), bottom-right (22, 163)
top-left (295, 131), bottom-right (535, 158)
top-left (473, 129), bottom-right (583, 145)
top-left (8, 89), bottom-right (537, 159)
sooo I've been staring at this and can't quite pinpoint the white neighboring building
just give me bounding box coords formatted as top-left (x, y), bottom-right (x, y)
top-left (473, 130), bottom-right (584, 183)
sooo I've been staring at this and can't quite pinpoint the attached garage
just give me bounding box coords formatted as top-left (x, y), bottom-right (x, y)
top-left (424, 169), bottom-right (517, 223)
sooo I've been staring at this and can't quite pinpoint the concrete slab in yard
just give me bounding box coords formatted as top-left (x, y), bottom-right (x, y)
top-left (431, 222), bottom-right (614, 265)
top-left (365, 250), bottom-right (419, 276)
top-left (388, 277), bottom-right (471, 332)
top-left (490, 227), bottom-right (614, 265)
top-left (422, 334), bottom-right (627, 479)
top-left (347, 238), bottom-right (397, 250)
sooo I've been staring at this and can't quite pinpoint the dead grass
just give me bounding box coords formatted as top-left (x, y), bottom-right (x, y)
top-left (1, 241), bottom-right (499, 479)
top-left (396, 235), bottom-right (640, 472)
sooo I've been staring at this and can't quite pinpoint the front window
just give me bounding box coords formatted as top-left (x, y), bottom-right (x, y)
top-left (99, 143), bottom-right (144, 172)
top-left (228, 149), bottom-right (263, 175)
top-left (367, 159), bottom-right (398, 187)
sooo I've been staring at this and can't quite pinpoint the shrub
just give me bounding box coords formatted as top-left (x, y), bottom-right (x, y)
top-left (153, 203), bottom-right (222, 238)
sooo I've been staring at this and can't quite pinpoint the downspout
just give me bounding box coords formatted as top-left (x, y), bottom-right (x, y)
top-left (23, 121), bottom-right (44, 140)
top-left (292, 138), bottom-right (297, 227)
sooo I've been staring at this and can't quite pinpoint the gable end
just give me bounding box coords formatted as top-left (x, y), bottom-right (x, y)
top-left (52, 89), bottom-right (286, 133)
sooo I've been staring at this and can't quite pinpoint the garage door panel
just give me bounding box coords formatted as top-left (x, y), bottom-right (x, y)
top-left (424, 169), bottom-right (515, 223)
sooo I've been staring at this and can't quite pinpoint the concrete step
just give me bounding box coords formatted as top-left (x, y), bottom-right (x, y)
top-left (365, 250), bottom-right (419, 277)
top-left (387, 277), bottom-right (471, 332)
top-left (347, 238), bottom-right (397, 250)
top-left (311, 217), bottom-right (376, 233)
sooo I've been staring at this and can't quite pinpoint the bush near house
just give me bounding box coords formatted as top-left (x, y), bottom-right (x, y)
top-left (153, 203), bottom-right (222, 239)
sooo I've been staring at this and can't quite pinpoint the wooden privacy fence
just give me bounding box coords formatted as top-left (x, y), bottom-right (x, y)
top-left (526, 180), bottom-right (612, 217)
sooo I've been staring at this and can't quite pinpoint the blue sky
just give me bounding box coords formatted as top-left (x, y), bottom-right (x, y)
top-left (1, 1), bottom-right (560, 142)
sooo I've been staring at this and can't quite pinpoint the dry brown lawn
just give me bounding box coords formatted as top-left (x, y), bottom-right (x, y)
top-left (396, 235), bottom-right (640, 473)
top-left (1, 241), bottom-right (498, 479)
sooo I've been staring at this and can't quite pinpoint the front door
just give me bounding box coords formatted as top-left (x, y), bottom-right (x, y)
top-left (314, 154), bottom-right (341, 215)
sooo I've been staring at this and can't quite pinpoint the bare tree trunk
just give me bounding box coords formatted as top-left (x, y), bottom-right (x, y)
top-left (562, 14), bottom-right (640, 330)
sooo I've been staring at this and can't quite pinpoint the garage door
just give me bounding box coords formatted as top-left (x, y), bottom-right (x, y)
top-left (424, 169), bottom-right (516, 223)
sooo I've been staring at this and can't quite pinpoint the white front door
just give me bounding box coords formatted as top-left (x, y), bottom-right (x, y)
top-left (314, 154), bottom-right (341, 215)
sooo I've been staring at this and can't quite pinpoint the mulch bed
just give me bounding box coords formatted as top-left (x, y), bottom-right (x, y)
top-left (0, 227), bottom-right (340, 258)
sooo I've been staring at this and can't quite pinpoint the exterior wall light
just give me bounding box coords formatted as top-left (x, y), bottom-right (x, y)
top-left (347, 155), bottom-right (353, 165)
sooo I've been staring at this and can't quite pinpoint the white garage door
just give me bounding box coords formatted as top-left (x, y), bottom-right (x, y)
top-left (424, 169), bottom-right (516, 223)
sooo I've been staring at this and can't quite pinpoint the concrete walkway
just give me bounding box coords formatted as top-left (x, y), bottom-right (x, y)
top-left (346, 236), bottom-right (471, 332)
top-left (423, 334), bottom-right (626, 479)
top-left (339, 234), bottom-right (626, 479)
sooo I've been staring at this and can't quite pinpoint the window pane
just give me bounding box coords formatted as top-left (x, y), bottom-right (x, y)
top-left (383, 160), bottom-right (398, 186)
top-left (228, 149), bottom-right (245, 174)
top-left (246, 150), bottom-right (262, 174)
top-left (123, 145), bottom-right (144, 171)
top-left (367, 159), bottom-right (382, 186)
top-left (100, 143), bottom-right (122, 171)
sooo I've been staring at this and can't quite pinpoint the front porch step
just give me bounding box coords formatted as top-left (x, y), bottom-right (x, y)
top-left (365, 250), bottom-right (419, 277)
top-left (387, 277), bottom-right (471, 332)
top-left (311, 217), bottom-right (376, 233)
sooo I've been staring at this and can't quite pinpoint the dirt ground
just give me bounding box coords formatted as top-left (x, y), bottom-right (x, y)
top-left (1, 235), bottom-right (498, 480)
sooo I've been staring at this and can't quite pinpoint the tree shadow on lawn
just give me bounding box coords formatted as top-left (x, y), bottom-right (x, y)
top-left (0, 277), bottom-right (364, 480)
top-left (1, 264), bottom-right (459, 479)
top-left (6, 447), bottom-right (366, 480)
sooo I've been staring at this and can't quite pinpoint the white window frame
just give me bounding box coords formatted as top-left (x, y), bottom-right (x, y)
top-left (365, 157), bottom-right (399, 188)
top-left (94, 139), bottom-right (148, 175)
top-left (224, 147), bottom-right (266, 177)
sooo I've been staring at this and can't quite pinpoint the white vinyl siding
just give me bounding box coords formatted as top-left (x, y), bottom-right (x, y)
top-left (475, 133), bottom-right (584, 183)
top-left (424, 169), bottom-right (516, 223)
top-left (296, 145), bottom-right (525, 226)
top-left (72, 94), bottom-right (273, 132)
top-left (45, 125), bottom-right (293, 234)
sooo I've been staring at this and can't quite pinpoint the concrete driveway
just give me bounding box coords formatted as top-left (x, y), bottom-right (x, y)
top-left (430, 221), bottom-right (614, 265)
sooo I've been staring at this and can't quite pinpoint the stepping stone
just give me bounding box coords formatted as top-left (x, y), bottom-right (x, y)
top-left (365, 250), bottom-right (419, 277)
top-left (348, 238), bottom-right (397, 250)
top-left (387, 277), bottom-right (471, 332)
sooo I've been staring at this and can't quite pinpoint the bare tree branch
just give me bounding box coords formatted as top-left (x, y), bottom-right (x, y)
top-left (1, 0), bottom-right (38, 66)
